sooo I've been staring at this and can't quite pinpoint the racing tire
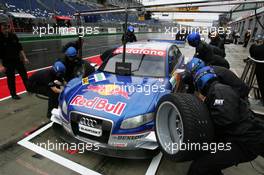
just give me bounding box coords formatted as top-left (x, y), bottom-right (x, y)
top-left (155, 93), bottom-right (214, 162)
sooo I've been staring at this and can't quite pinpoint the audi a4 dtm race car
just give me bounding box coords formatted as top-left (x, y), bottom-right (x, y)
top-left (51, 41), bottom-right (186, 158)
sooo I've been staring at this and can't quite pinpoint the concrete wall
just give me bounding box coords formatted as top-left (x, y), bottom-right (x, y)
top-left (230, 12), bottom-right (264, 42)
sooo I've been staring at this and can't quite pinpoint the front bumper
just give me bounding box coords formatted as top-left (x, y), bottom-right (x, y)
top-left (51, 108), bottom-right (159, 159)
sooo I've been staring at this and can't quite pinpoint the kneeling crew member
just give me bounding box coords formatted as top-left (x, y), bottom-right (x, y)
top-left (187, 66), bottom-right (264, 175)
top-left (27, 61), bottom-right (66, 118)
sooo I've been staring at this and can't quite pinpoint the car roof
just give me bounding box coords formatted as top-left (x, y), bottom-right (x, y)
top-left (120, 41), bottom-right (173, 51)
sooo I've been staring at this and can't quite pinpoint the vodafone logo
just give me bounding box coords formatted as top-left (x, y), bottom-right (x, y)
top-left (113, 48), bottom-right (166, 57)
top-left (70, 95), bottom-right (126, 116)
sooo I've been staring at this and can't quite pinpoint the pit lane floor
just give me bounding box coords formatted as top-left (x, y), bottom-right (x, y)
top-left (0, 34), bottom-right (264, 175)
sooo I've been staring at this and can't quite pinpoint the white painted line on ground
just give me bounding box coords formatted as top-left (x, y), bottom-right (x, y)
top-left (18, 140), bottom-right (102, 175)
top-left (18, 122), bottom-right (102, 175)
top-left (19, 122), bottom-right (54, 142)
top-left (145, 152), bottom-right (163, 175)
top-left (0, 91), bottom-right (27, 102)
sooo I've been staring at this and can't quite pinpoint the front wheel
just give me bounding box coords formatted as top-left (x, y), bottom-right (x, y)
top-left (155, 93), bottom-right (214, 161)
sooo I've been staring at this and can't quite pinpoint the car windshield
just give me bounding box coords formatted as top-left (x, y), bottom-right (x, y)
top-left (100, 53), bottom-right (166, 77)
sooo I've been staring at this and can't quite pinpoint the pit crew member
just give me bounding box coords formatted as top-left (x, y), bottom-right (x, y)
top-left (122, 25), bottom-right (137, 44)
top-left (187, 66), bottom-right (264, 175)
top-left (60, 46), bottom-right (95, 81)
top-left (209, 31), bottom-right (226, 58)
top-left (185, 57), bottom-right (250, 99)
top-left (27, 61), bottom-right (66, 118)
top-left (62, 39), bottom-right (83, 58)
top-left (187, 32), bottom-right (230, 69)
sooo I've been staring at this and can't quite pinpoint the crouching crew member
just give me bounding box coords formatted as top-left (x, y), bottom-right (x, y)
top-left (27, 61), bottom-right (66, 119)
top-left (187, 32), bottom-right (230, 69)
top-left (187, 66), bottom-right (264, 175)
top-left (185, 57), bottom-right (250, 99)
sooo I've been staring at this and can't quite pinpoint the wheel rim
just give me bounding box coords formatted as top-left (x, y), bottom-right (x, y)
top-left (156, 101), bottom-right (184, 155)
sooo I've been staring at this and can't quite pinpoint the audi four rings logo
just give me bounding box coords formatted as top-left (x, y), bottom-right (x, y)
top-left (80, 117), bottom-right (97, 128)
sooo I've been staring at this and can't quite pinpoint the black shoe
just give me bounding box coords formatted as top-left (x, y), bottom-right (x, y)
top-left (12, 95), bottom-right (21, 100)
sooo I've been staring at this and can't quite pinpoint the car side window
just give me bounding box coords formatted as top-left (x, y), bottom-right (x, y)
top-left (168, 45), bottom-right (182, 73)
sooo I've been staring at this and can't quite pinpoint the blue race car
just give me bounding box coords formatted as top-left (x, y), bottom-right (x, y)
top-left (51, 41), bottom-right (185, 159)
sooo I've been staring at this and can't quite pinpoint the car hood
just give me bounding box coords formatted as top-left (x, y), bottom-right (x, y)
top-left (65, 72), bottom-right (169, 123)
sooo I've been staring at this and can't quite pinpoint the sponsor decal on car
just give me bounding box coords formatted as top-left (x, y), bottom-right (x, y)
top-left (78, 117), bottom-right (102, 137)
top-left (113, 48), bottom-right (166, 57)
top-left (85, 84), bottom-right (129, 99)
top-left (94, 73), bottom-right (106, 82)
top-left (82, 77), bottom-right (89, 85)
top-left (114, 135), bottom-right (146, 140)
top-left (70, 95), bottom-right (126, 116)
top-left (110, 142), bottom-right (128, 148)
top-left (112, 131), bottom-right (150, 141)
top-left (79, 124), bottom-right (102, 137)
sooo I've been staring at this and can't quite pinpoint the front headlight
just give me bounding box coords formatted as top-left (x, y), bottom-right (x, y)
top-left (120, 113), bottom-right (154, 129)
top-left (62, 100), bottom-right (68, 115)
